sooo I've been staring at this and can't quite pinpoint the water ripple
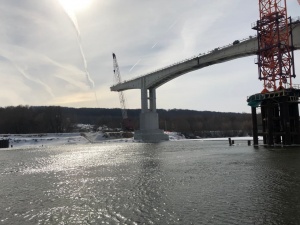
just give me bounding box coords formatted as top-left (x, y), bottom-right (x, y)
top-left (1, 142), bottom-right (300, 224)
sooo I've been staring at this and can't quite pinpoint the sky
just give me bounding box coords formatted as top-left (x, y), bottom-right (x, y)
top-left (0, 0), bottom-right (299, 113)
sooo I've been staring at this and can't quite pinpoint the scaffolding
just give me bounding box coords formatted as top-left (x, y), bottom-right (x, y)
top-left (249, 0), bottom-right (299, 146)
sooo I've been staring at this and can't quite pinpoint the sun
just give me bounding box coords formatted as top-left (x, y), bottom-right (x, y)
top-left (58, 0), bottom-right (92, 12)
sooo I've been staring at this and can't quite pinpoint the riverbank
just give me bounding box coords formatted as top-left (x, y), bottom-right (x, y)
top-left (0, 131), bottom-right (186, 148)
top-left (0, 132), bottom-right (260, 149)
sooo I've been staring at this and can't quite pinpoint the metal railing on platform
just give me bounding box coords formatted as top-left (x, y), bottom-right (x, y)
top-left (247, 85), bottom-right (300, 103)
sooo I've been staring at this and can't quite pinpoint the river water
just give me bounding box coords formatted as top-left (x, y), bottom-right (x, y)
top-left (0, 140), bottom-right (300, 225)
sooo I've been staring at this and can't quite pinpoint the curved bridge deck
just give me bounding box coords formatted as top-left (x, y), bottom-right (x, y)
top-left (110, 18), bottom-right (300, 143)
top-left (111, 19), bottom-right (300, 92)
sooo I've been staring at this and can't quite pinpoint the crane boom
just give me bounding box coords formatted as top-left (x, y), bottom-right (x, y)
top-left (112, 53), bottom-right (134, 131)
top-left (112, 53), bottom-right (128, 119)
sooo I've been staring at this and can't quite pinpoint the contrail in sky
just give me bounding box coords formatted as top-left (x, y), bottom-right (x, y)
top-left (77, 38), bottom-right (95, 88)
top-left (151, 42), bottom-right (158, 49)
top-left (129, 59), bottom-right (141, 72)
top-left (0, 51), bottom-right (55, 97)
top-left (167, 20), bottom-right (178, 31)
top-left (59, 0), bottom-right (99, 106)
top-left (13, 62), bottom-right (55, 98)
top-left (59, 1), bottom-right (95, 89)
top-left (128, 19), bottom-right (178, 73)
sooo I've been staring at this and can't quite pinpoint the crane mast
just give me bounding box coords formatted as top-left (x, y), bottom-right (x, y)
top-left (253, 0), bottom-right (296, 93)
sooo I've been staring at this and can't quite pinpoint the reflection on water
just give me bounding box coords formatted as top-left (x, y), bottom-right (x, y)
top-left (0, 141), bottom-right (300, 224)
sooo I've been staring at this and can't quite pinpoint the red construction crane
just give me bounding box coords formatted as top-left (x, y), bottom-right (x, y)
top-left (112, 53), bottom-right (134, 131)
top-left (253, 0), bottom-right (296, 93)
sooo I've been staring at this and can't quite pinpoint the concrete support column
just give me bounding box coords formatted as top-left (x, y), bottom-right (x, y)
top-left (281, 100), bottom-right (291, 145)
top-left (251, 107), bottom-right (259, 146)
top-left (274, 104), bottom-right (281, 144)
top-left (267, 100), bottom-right (274, 146)
top-left (141, 87), bottom-right (148, 113)
top-left (141, 77), bottom-right (148, 113)
top-left (261, 102), bottom-right (267, 145)
top-left (135, 82), bottom-right (168, 142)
top-left (292, 103), bottom-right (300, 144)
top-left (149, 88), bottom-right (156, 112)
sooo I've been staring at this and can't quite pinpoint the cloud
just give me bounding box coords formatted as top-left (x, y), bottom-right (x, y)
top-left (0, 0), bottom-right (299, 112)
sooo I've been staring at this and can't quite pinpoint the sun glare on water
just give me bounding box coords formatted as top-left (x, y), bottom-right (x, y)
top-left (58, 0), bottom-right (92, 12)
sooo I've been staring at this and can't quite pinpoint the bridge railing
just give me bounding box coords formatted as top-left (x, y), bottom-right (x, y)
top-left (206, 35), bottom-right (257, 54)
top-left (116, 33), bottom-right (258, 85)
top-left (117, 18), bottom-right (300, 86)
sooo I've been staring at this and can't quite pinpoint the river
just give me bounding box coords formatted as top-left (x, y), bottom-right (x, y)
top-left (0, 140), bottom-right (300, 224)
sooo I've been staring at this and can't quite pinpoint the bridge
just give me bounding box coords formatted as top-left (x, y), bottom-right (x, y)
top-left (111, 19), bottom-right (300, 142)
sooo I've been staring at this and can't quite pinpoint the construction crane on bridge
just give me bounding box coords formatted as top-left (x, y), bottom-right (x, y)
top-left (253, 0), bottom-right (296, 93)
top-left (112, 53), bottom-right (134, 131)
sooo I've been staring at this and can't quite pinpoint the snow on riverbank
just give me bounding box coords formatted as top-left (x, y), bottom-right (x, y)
top-left (0, 131), bottom-right (186, 148)
top-left (0, 133), bottom-right (89, 148)
top-left (0, 132), bottom-right (258, 149)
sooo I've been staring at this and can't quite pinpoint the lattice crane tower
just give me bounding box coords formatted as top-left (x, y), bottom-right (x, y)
top-left (112, 53), bottom-right (134, 131)
top-left (112, 53), bottom-right (128, 120)
top-left (253, 0), bottom-right (296, 93)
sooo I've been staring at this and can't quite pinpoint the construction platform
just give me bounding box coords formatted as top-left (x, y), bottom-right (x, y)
top-left (247, 88), bottom-right (300, 146)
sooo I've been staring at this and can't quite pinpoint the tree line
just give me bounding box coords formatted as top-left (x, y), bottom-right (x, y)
top-left (0, 106), bottom-right (253, 137)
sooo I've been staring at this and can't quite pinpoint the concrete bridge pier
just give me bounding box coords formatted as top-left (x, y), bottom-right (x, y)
top-left (134, 86), bottom-right (169, 142)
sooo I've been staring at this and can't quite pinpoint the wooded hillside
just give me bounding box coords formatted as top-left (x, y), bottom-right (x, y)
top-left (0, 106), bottom-right (253, 137)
